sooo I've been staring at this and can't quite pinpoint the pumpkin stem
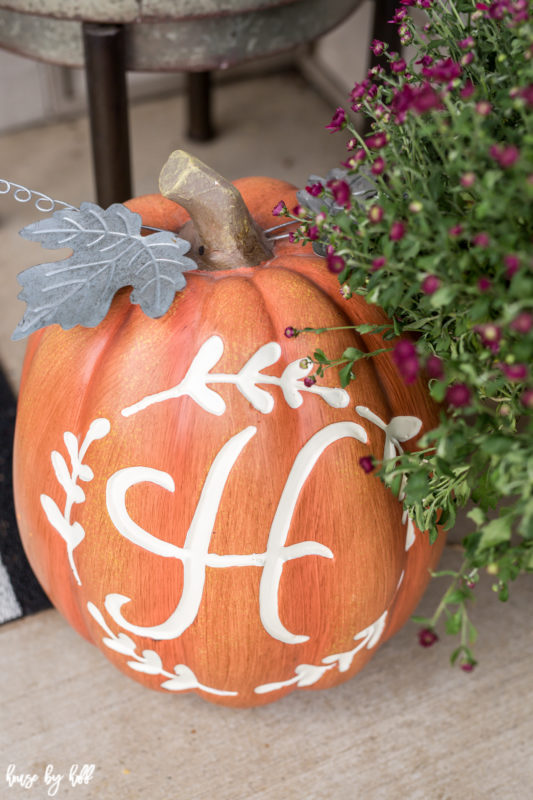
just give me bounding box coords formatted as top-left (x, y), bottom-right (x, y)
top-left (158, 150), bottom-right (273, 270)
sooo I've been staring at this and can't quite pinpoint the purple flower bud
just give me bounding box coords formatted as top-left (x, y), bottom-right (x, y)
top-left (371, 39), bottom-right (385, 56)
top-left (359, 456), bottom-right (375, 473)
top-left (445, 383), bottom-right (472, 407)
top-left (458, 36), bottom-right (475, 49)
top-left (422, 57), bottom-right (462, 83)
top-left (490, 144), bottom-right (520, 168)
top-left (368, 204), bottom-right (384, 223)
top-left (461, 661), bottom-right (475, 673)
top-left (391, 58), bottom-right (407, 73)
top-left (521, 389), bottom-right (533, 410)
top-left (473, 232), bottom-right (490, 247)
top-left (426, 355), bottom-right (444, 379)
top-left (418, 628), bottom-right (439, 647)
top-left (421, 275), bottom-right (441, 294)
top-left (504, 254), bottom-right (520, 277)
top-left (307, 225), bottom-right (319, 241)
top-left (327, 252), bottom-right (346, 274)
top-left (304, 375), bottom-right (316, 387)
top-left (371, 156), bottom-right (386, 175)
top-left (477, 276), bottom-right (492, 292)
top-left (520, 84), bottom-right (533, 108)
top-left (501, 363), bottom-right (528, 382)
top-left (284, 326), bottom-right (296, 338)
top-left (448, 224), bottom-right (463, 237)
top-left (305, 182), bottom-right (324, 197)
top-left (366, 131), bottom-right (388, 149)
top-left (461, 172), bottom-right (476, 187)
top-left (272, 201), bottom-right (287, 217)
top-left (460, 80), bottom-right (475, 98)
top-left (371, 256), bottom-right (387, 271)
top-left (328, 178), bottom-right (351, 208)
top-left (393, 340), bottom-right (420, 384)
top-left (510, 312), bottom-right (533, 333)
top-left (475, 323), bottom-right (501, 352)
top-left (326, 106), bottom-right (346, 133)
top-left (390, 220), bottom-right (407, 241)
top-left (476, 100), bottom-right (492, 116)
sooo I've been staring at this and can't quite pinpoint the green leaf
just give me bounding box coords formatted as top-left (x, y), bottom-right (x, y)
top-left (313, 349), bottom-right (329, 364)
top-left (481, 435), bottom-right (511, 455)
top-left (354, 323), bottom-right (391, 335)
top-left (445, 588), bottom-right (469, 604)
top-left (467, 507), bottom-right (486, 527)
top-left (478, 516), bottom-right (512, 550)
top-left (403, 471), bottom-right (430, 503)
top-left (430, 381), bottom-right (447, 403)
top-left (445, 610), bottom-right (462, 635)
top-left (339, 361), bottom-right (355, 388)
top-left (429, 286), bottom-right (458, 308)
top-left (450, 646), bottom-right (464, 666)
top-left (342, 347), bottom-right (364, 361)
top-left (411, 615), bottom-right (433, 626)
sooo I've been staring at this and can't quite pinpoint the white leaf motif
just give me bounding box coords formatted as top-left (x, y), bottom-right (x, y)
top-left (160, 664), bottom-right (200, 692)
top-left (86, 417), bottom-right (112, 444)
top-left (51, 450), bottom-right (74, 495)
top-left (127, 649), bottom-right (164, 674)
top-left (387, 415), bottom-right (423, 443)
top-left (63, 431), bottom-right (79, 469)
top-left (40, 494), bottom-right (66, 536)
top-left (294, 663), bottom-right (329, 687)
top-left (279, 359), bottom-right (311, 408)
top-left (102, 633), bottom-right (137, 656)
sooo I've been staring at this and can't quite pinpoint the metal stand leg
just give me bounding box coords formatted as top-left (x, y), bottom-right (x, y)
top-left (82, 23), bottom-right (132, 207)
top-left (363, 0), bottom-right (402, 133)
top-left (369, 0), bottom-right (401, 70)
top-left (186, 71), bottom-right (214, 141)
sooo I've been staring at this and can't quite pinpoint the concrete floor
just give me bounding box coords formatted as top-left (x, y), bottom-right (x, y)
top-left (1, 71), bottom-right (532, 799)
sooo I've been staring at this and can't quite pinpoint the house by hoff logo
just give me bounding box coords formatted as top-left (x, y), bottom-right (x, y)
top-left (5, 764), bottom-right (95, 796)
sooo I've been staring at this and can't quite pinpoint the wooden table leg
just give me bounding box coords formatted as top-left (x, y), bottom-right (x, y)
top-left (82, 22), bottom-right (133, 207)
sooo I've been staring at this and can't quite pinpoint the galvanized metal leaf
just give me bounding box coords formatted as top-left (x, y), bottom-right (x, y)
top-left (12, 202), bottom-right (197, 340)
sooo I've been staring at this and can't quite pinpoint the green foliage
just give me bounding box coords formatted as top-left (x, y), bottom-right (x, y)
top-left (289, 0), bottom-right (533, 668)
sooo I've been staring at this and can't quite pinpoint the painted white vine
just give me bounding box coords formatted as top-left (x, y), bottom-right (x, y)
top-left (356, 406), bottom-right (422, 551)
top-left (86, 602), bottom-right (238, 696)
top-left (254, 610), bottom-right (389, 695)
top-left (40, 418), bottom-right (111, 585)
top-left (253, 571), bottom-right (405, 695)
top-left (121, 335), bottom-right (350, 418)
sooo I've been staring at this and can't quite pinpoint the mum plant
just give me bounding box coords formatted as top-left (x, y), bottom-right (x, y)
top-left (279, 0), bottom-right (533, 669)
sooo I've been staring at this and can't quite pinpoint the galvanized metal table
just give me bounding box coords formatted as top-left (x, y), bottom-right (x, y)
top-left (0, 0), bottom-right (398, 206)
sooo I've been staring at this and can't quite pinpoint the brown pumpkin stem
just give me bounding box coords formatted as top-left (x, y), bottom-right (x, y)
top-left (158, 150), bottom-right (273, 270)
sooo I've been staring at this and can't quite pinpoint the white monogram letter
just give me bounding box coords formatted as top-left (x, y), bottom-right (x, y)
top-left (104, 422), bottom-right (367, 644)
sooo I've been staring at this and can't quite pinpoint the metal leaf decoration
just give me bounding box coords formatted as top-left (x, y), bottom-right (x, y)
top-left (12, 202), bottom-right (197, 341)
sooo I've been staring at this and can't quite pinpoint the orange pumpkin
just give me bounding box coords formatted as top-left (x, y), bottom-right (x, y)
top-left (13, 153), bottom-right (444, 707)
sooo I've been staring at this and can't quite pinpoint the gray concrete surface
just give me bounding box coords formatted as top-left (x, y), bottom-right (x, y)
top-left (1, 71), bottom-right (532, 799)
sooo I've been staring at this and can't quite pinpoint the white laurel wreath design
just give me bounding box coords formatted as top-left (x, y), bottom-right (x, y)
top-left (40, 418), bottom-right (111, 585)
top-left (86, 602), bottom-right (238, 697)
